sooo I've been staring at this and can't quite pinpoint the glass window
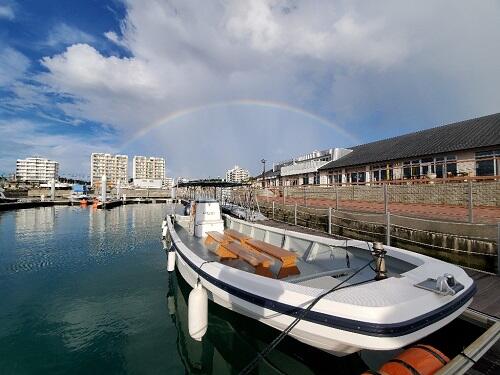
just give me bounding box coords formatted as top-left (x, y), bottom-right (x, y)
top-left (445, 156), bottom-right (457, 177)
top-left (303, 176), bottom-right (309, 185)
top-left (350, 172), bottom-right (358, 183)
top-left (435, 157), bottom-right (444, 178)
top-left (411, 160), bottom-right (420, 178)
top-left (358, 172), bottom-right (366, 183)
top-left (475, 151), bottom-right (496, 176)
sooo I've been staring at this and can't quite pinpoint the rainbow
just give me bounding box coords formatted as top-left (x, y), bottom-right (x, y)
top-left (120, 99), bottom-right (359, 149)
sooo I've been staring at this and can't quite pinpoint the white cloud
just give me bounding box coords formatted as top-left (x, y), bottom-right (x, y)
top-left (45, 23), bottom-right (95, 47)
top-left (3, 0), bottom-right (500, 176)
top-left (0, 4), bottom-right (14, 20)
top-left (0, 47), bottom-right (29, 86)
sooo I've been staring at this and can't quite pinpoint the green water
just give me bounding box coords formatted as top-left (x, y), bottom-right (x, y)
top-left (0, 204), bottom-right (480, 374)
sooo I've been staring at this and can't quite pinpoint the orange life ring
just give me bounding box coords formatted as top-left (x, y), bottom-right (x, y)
top-left (362, 344), bottom-right (449, 375)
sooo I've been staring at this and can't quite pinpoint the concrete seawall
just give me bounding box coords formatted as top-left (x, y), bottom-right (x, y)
top-left (259, 204), bottom-right (498, 273)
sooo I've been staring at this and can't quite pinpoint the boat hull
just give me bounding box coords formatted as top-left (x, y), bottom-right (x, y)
top-left (169, 218), bottom-right (474, 356)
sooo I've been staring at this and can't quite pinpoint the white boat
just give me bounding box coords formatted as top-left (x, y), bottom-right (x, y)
top-left (164, 200), bottom-right (475, 356)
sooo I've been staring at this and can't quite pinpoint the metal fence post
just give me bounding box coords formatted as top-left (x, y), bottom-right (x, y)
top-left (497, 222), bottom-right (500, 275)
top-left (272, 201), bottom-right (275, 219)
top-left (328, 207), bottom-right (332, 235)
top-left (468, 180), bottom-right (474, 223)
top-left (384, 183), bottom-right (388, 214)
top-left (335, 183), bottom-right (339, 210)
top-left (386, 211), bottom-right (391, 246)
top-left (294, 203), bottom-right (297, 225)
top-left (283, 186), bottom-right (286, 206)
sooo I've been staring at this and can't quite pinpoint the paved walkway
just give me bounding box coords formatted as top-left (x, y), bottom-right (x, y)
top-left (261, 196), bottom-right (500, 224)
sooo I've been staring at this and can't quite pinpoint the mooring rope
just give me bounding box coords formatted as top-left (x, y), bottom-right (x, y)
top-left (239, 258), bottom-right (375, 375)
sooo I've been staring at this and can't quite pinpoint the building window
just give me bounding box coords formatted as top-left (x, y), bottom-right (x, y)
top-left (435, 157), bottom-right (444, 178)
top-left (446, 156), bottom-right (457, 177)
top-left (476, 150), bottom-right (499, 176)
top-left (314, 173), bottom-right (320, 185)
top-left (303, 176), bottom-right (309, 185)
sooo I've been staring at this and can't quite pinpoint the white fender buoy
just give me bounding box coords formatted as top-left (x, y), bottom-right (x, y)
top-left (161, 218), bottom-right (167, 229)
top-left (188, 281), bottom-right (208, 341)
top-left (162, 225), bottom-right (168, 239)
top-left (167, 250), bottom-right (176, 272)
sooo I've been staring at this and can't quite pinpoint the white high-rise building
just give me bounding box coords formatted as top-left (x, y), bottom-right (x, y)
top-left (133, 156), bottom-right (165, 184)
top-left (16, 157), bottom-right (59, 183)
top-left (225, 165), bottom-right (250, 183)
top-left (90, 153), bottom-right (128, 188)
top-left (164, 177), bottom-right (174, 188)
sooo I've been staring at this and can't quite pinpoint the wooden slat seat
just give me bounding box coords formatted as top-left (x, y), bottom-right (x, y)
top-left (243, 239), bottom-right (300, 278)
top-left (219, 241), bottom-right (273, 278)
top-left (204, 231), bottom-right (237, 259)
top-left (224, 229), bottom-right (251, 243)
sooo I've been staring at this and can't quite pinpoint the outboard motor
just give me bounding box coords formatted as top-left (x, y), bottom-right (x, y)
top-left (371, 242), bottom-right (388, 281)
top-left (193, 199), bottom-right (224, 238)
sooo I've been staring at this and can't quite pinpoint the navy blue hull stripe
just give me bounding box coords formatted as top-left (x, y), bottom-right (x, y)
top-left (173, 241), bottom-right (476, 337)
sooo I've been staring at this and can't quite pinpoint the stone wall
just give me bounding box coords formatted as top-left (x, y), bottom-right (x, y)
top-left (281, 181), bottom-right (499, 207)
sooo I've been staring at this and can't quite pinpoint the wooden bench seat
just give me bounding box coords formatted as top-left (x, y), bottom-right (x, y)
top-left (224, 229), bottom-right (251, 243)
top-left (204, 231), bottom-right (237, 259)
top-left (243, 239), bottom-right (300, 278)
top-left (218, 241), bottom-right (273, 277)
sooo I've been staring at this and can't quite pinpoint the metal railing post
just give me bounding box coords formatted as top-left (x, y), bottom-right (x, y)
top-left (468, 180), bottom-right (474, 223)
top-left (335, 183), bottom-right (339, 210)
top-left (386, 211), bottom-right (391, 246)
top-left (384, 183), bottom-right (388, 214)
top-left (497, 223), bottom-right (500, 275)
top-left (272, 201), bottom-right (275, 219)
top-left (328, 207), bottom-right (332, 235)
top-left (294, 203), bottom-right (297, 225)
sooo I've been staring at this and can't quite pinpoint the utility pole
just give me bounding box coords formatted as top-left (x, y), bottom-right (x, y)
top-left (261, 159), bottom-right (266, 188)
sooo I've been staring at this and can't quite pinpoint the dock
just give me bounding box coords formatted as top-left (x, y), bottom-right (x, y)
top-left (0, 198), bottom-right (176, 211)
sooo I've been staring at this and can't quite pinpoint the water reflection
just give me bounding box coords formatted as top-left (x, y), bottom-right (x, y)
top-left (167, 271), bottom-right (368, 374)
top-left (15, 206), bottom-right (56, 236)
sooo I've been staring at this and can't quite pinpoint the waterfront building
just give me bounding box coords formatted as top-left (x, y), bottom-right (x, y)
top-left (225, 165), bottom-right (250, 183)
top-left (90, 153), bottom-right (128, 188)
top-left (164, 177), bottom-right (174, 188)
top-left (133, 156), bottom-right (165, 185)
top-left (319, 112), bottom-right (500, 185)
top-left (256, 148), bottom-right (350, 187)
top-left (15, 157), bottom-right (59, 183)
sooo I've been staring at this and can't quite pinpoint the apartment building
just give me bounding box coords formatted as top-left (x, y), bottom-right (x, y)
top-left (132, 156), bottom-right (165, 186)
top-left (16, 157), bottom-right (59, 183)
top-left (90, 153), bottom-right (128, 188)
top-left (225, 165), bottom-right (250, 183)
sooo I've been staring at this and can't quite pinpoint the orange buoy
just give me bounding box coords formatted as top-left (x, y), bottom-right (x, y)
top-left (362, 345), bottom-right (449, 375)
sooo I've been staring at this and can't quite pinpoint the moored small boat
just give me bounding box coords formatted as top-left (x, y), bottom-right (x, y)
top-left (164, 200), bottom-right (475, 357)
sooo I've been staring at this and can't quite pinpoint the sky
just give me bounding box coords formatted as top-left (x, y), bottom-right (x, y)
top-left (0, 0), bottom-right (499, 180)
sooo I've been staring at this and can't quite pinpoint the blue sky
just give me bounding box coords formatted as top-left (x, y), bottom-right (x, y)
top-left (1, 0), bottom-right (499, 179)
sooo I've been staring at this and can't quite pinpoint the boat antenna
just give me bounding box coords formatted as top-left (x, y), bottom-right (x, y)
top-left (239, 258), bottom-right (375, 375)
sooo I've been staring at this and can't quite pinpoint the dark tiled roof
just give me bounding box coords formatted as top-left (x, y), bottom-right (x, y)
top-left (256, 169), bottom-right (280, 179)
top-left (319, 113), bottom-right (500, 170)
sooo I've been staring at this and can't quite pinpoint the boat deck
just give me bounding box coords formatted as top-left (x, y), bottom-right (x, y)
top-left (174, 222), bottom-right (417, 290)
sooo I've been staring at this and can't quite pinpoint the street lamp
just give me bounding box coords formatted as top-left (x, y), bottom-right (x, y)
top-left (261, 159), bottom-right (266, 188)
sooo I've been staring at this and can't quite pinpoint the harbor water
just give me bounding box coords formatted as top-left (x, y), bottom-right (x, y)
top-left (0, 204), bottom-right (482, 374)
